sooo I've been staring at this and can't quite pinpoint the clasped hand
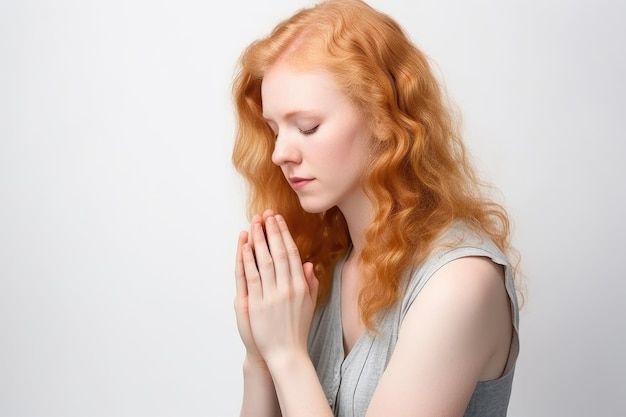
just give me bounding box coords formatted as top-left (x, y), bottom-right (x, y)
top-left (234, 210), bottom-right (319, 368)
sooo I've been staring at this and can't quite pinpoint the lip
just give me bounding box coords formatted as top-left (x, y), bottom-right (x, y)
top-left (289, 177), bottom-right (314, 190)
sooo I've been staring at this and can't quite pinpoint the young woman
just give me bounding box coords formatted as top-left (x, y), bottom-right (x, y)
top-left (231, 1), bottom-right (521, 416)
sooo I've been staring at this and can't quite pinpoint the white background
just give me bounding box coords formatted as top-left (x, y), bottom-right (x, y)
top-left (1, 0), bottom-right (624, 416)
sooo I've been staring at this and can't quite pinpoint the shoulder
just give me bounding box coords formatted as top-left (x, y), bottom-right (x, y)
top-left (401, 222), bottom-right (512, 316)
top-left (365, 223), bottom-right (517, 416)
top-left (402, 256), bottom-right (512, 366)
top-left (403, 222), bottom-right (513, 351)
top-left (366, 256), bottom-right (512, 416)
top-left (422, 256), bottom-right (506, 306)
top-left (404, 255), bottom-right (508, 339)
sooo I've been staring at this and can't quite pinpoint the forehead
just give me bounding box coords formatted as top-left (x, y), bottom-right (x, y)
top-left (260, 64), bottom-right (346, 119)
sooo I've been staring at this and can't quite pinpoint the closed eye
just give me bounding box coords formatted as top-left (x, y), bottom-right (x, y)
top-left (299, 125), bottom-right (319, 136)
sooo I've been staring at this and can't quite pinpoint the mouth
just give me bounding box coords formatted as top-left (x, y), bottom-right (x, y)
top-left (289, 177), bottom-right (314, 190)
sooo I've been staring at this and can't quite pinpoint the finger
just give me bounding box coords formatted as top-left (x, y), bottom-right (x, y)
top-left (262, 209), bottom-right (275, 221)
top-left (274, 214), bottom-right (306, 291)
top-left (248, 214), bottom-right (263, 248)
top-left (242, 242), bottom-right (263, 301)
top-left (264, 215), bottom-right (292, 291)
top-left (303, 262), bottom-right (319, 303)
top-left (251, 219), bottom-right (277, 292)
top-left (234, 231), bottom-right (249, 299)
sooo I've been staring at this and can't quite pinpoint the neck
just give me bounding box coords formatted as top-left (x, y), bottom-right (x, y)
top-left (338, 192), bottom-right (374, 260)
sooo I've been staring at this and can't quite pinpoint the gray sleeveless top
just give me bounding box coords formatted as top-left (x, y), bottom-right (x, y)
top-left (307, 223), bottom-right (520, 417)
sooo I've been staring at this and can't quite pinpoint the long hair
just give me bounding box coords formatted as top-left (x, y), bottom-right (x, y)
top-left (232, 0), bottom-right (520, 330)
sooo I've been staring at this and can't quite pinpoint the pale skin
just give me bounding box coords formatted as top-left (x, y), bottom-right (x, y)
top-left (234, 63), bottom-right (513, 417)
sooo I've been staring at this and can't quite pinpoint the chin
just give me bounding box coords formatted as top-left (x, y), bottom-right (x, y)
top-left (299, 205), bottom-right (327, 215)
top-left (297, 198), bottom-right (333, 214)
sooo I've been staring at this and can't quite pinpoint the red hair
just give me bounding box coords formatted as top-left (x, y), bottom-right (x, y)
top-left (232, 0), bottom-right (520, 330)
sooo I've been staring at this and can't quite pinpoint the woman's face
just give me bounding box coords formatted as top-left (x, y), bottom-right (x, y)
top-left (261, 63), bottom-right (371, 215)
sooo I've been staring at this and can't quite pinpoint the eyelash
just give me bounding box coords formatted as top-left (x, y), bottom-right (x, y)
top-left (270, 125), bottom-right (319, 138)
top-left (300, 125), bottom-right (319, 136)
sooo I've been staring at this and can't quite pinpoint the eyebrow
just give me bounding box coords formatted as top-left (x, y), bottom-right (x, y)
top-left (262, 109), bottom-right (315, 122)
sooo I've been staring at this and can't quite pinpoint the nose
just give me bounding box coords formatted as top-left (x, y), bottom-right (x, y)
top-left (271, 132), bottom-right (301, 166)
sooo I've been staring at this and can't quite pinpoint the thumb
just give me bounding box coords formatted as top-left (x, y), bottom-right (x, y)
top-left (303, 262), bottom-right (319, 302)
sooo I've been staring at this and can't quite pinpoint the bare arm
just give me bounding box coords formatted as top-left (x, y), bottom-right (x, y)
top-left (265, 349), bottom-right (333, 417)
top-left (365, 256), bottom-right (513, 417)
top-left (240, 359), bottom-right (281, 417)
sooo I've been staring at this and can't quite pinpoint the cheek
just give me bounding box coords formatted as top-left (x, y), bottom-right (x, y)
top-left (341, 128), bottom-right (370, 164)
top-left (325, 140), bottom-right (368, 180)
top-left (312, 116), bottom-right (370, 172)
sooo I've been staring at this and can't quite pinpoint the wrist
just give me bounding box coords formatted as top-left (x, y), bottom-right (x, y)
top-left (243, 354), bottom-right (270, 373)
top-left (265, 349), bottom-right (311, 376)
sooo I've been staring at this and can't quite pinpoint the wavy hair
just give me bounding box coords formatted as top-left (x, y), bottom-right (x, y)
top-left (232, 0), bottom-right (521, 330)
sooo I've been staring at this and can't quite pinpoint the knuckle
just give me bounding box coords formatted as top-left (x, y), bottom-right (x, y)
top-left (292, 280), bottom-right (307, 294)
top-left (272, 248), bottom-right (289, 261)
top-left (278, 286), bottom-right (295, 299)
top-left (257, 256), bottom-right (274, 269)
top-left (287, 245), bottom-right (300, 257)
top-left (246, 271), bottom-right (261, 284)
